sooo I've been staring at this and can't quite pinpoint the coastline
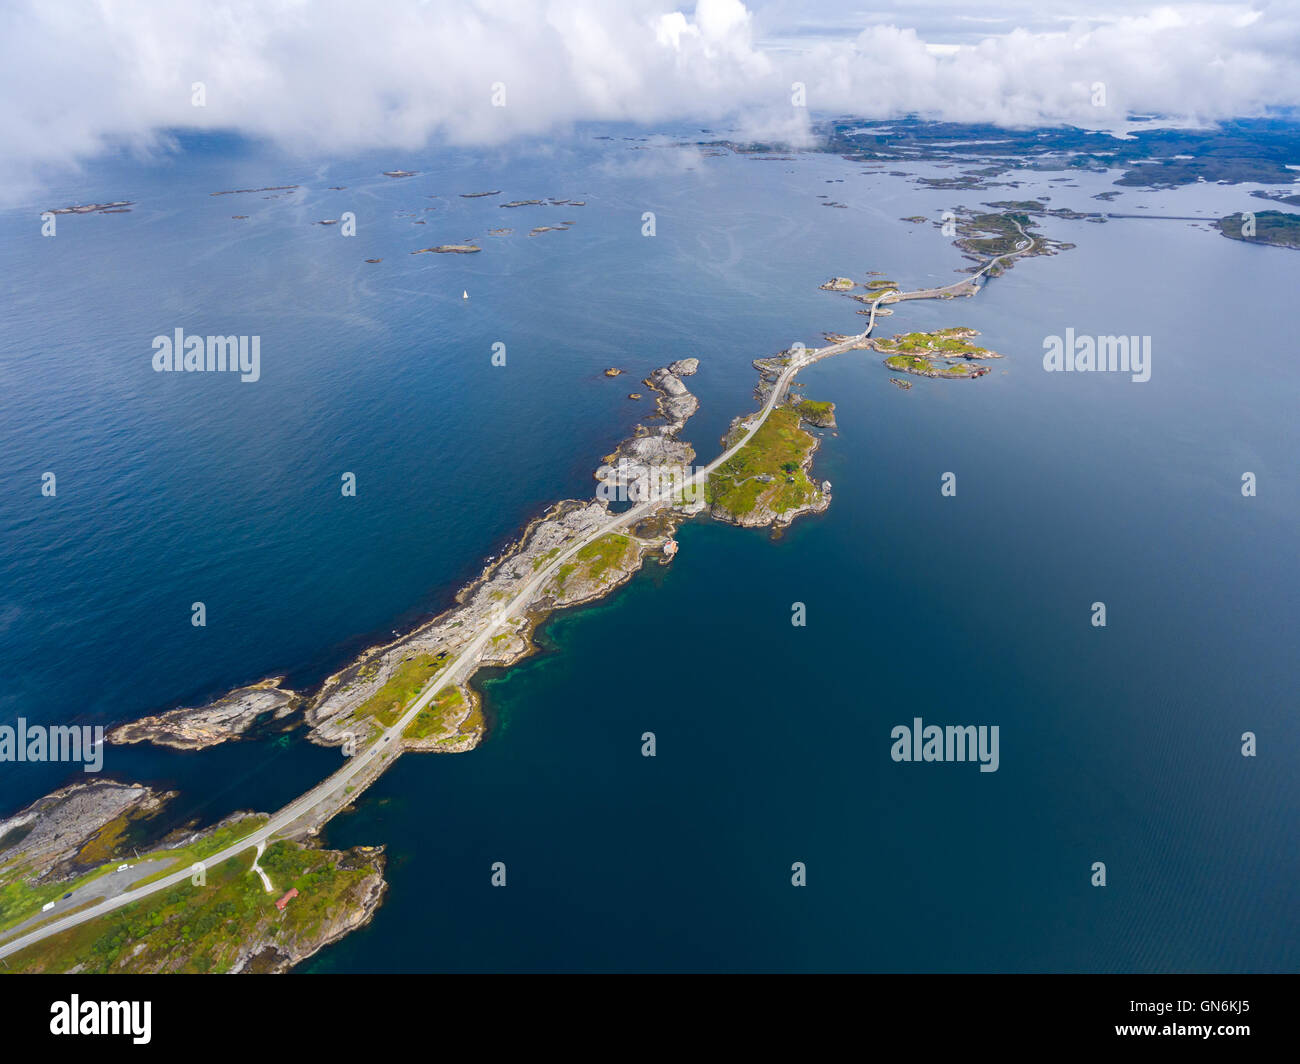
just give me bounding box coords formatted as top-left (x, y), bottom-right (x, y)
top-left (2, 203), bottom-right (1054, 972)
top-left (106, 343), bottom-right (841, 760)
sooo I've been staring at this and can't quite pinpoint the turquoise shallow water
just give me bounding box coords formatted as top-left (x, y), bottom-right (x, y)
top-left (1, 127), bottom-right (1297, 970)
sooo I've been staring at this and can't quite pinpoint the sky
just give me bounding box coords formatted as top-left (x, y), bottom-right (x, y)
top-left (3, 0), bottom-right (1299, 196)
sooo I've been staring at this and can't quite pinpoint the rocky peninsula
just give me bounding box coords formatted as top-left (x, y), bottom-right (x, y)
top-left (0, 778), bottom-right (387, 975)
top-left (108, 678), bottom-right (300, 750)
top-left (0, 780), bottom-right (173, 887)
top-left (306, 358), bottom-right (709, 757)
top-left (4, 834), bottom-right (386, 974)
top-left (101, 344), bottom-right (837, 763)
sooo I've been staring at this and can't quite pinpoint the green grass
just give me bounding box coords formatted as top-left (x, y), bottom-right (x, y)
top-left (6, 842), bottom-right (380, 973)
top-left (885, 354), bottom-right (935, 372)
top-left (884, 354), bottom-right (975, 378)
top-left (0, 814), bottom-right (269, 935)
top-left (1217, 210), bottom-right (1300, 249)
top-left (129, 815), bottom-right (270, 888)
top-left (796, 399), bottom-right (834, 422)
top-left (403, 685), bottom-right (465, 741)
top-left (0, 866), bottom-right (108, 934)
top-left (958, 212), bottom-right (1028, 256)
top-left (876, 329), bottom-right (988, 359)
top-left (574, 534), bottom-right (631, 580)
top-left (531, 547), bottom-right (561, 571)
top-left (706, 407), bottom-right (821, 518)
top-left (552, 534), bottom-right (634, 592)
top-left (352, 654), bottom-right (445, 728)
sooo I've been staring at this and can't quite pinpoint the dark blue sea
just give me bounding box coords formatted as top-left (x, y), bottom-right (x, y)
top-left (1, 126), bottom-right (1297, 971)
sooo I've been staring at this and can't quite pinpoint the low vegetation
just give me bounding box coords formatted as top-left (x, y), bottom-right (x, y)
top-left (707, 407), bottom-right (821, 518)
top-left (352, 653), bottom-right (446, 728)
top-left (1217, 210), bottom-right (1300, 250)
top-left (884, 354), bottom-right (979, 377)
top-left (6, 842), bottom-right (380, 973)
top-left (402, 684), bottom-right (479, 743)
top-left (874, 327), bottom-right (992, 359)
top-left (956, 212), bottom-right (1031, 256)
top-left (551, 534), bottom-right (635, 594)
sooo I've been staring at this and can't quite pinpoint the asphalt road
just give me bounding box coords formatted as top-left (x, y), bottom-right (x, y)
top-left (0, 231), bottom-right (1034, 961)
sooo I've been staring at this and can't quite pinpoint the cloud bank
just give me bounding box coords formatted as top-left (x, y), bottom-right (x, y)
top-left (3, 0), bottom-right (1298, 194)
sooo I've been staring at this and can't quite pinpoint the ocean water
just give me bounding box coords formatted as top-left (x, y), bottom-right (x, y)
top-left (1, 127), bottom-right (1297, 971)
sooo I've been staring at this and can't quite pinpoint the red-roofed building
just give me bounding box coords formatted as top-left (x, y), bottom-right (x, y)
top-left (275, 887), bottom-right (298, 911)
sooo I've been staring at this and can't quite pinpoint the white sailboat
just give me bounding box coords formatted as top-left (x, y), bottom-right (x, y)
top-left (462, 289), bottom-right (468, 300)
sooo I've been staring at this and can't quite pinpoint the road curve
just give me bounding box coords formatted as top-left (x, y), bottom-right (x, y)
top-left (0, 228), bottom-right (1035, 962)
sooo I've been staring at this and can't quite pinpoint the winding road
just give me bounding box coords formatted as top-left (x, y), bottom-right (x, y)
top-left (0, 224), bottom-right (1036, 962)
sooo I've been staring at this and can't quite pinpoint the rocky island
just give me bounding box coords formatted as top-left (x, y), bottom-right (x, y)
top-left (411, 244), bottom-right (481, 254)
top-left (306, 358), bottom-right (709, 758)
top-left (871, 327), bottom-right (1002, 380)
top-left (211, 185), bottom-right (298, 196)
top-left (107, 678), bottom-right (300, 750)
top-left (45, 201), bottom-right (134, 215)
top-left (1217, 210), bottom-right (1300, 250)
top-left (3, 198), bottom-right (1059, 972)
top-left (820, 276), bottom-right (855, 291)
top-left (794, 398), bottom-right (837, 428)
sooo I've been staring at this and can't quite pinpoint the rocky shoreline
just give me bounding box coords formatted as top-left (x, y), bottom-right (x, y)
top-left (228, 846), bottom-right (387, 975)
top-left (0, 778), bottom-right (389, 975)
top-left (107, 345), bottom-right (837, 758)
top-left (0, 780), bottom-right (174, 883)
top-left (108, 678), bottom-right (299, 750)
top-left (701, 351), bottom-right (835, 531)
top-left (870, 327), bottom-right (1002, 380)
top-left (305, 358), bottom-right (707, 756)
top-left (14, 345), bottom-right (841, 972)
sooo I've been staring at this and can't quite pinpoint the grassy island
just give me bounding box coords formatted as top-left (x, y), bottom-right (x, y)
top-left (955, 212), bottom-right (1032, 256)
top-left (873, 327), bottom-right (997, 359)
top-left (1217, 210), bottom-right (1300, 250)
top-left (706, 407), bottom-right (822, 521)
top-left (794, 398), bottom-right (836, 427)
top-left (884, 354), bottom-right (984, 378)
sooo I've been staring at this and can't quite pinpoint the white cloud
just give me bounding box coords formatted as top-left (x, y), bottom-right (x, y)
top-left (2, 0), bottom-right (1298, 198)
